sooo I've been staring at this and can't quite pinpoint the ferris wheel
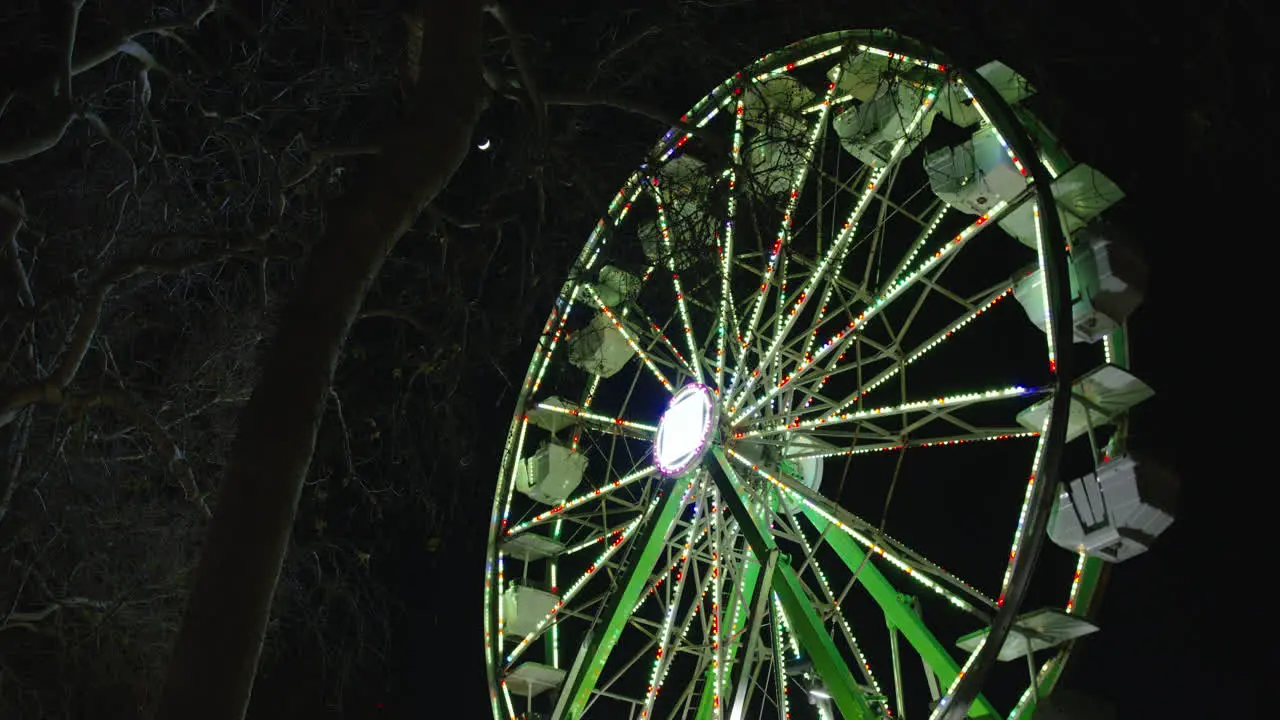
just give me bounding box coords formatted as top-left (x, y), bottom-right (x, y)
top-left (482, 30), bottom-right (1174, 720)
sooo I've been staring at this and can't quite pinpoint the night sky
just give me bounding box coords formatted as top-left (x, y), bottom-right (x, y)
top-left (341, 4), bottom-right (1241, 718)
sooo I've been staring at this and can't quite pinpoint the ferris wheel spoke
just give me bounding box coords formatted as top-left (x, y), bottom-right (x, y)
top-left (783, 502), bottom-right (891, 705)
top-left (583, 634), bottom-right (661, 716)
top-left (631, 306), bottom-right (700, 381)
top-left (650, 184), bottom-right (707, 385)
top-left (531, 399), bottom-right (657, 441)
top-left (733, 185), bottom-right (1036, 425)
top-left (877, 201), bottom-right (952, 298)
top-left (688, 525), bottom-right (763, 720)
top-left (785, 429), bottom-right (1040, 460)
top-left (723, 447), bottom-right (996, 613)
top-left (639, 505), bottom-right (702, 717)
top-left (504, 466), bottom-right (657, 538)
top-left (900, 404), bottom-right (989, 437)
top-left (634, 521), bottom-right (712, 613)
top-left (730, 68), bottom-right (843, 405)
top-left (727, 87), bottom-right (940, 425)
top-left (583, 284), bottom-right (675, 393)
top-left (724, 546), bottom-right (780, 720)
top-left (741, 385), bottom-right (1041, 439)
top-left (552, 477), bottom-right (694, 718)
top-left (792, 176), bottom-right (880, 366)
top-left (796, 280), bottom-right (1019, 421)
top-left (713, 101), bottom-right (747, 395)
top-left (886, 246), bottom-right (966, 353)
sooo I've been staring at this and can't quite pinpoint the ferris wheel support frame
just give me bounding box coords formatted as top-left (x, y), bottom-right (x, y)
top-left (483, 27), bottom-right (1086, 720)
top-left (802, 507), bottom-right (1001, 717)
top-left (709, 448), bottom-right (877, 720)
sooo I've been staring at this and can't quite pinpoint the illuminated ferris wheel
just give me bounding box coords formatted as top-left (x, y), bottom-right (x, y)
top-left (482, 29), bottom-right (1175, 720)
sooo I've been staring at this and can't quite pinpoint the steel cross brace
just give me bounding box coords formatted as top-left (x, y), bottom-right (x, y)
top-left (693, 554), bottom-right (762, 720)
top-left (553, 478), bottom-right (692, 719)
top-left (708, 447), bottom-right (877, 720)
top-left (801, 508), bottom-right (999, 717)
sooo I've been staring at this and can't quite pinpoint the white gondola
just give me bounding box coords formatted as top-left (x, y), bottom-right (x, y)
top-left (589, 265), bottom-right (642, 308)
top-left (924, 124), bottom-right (1027, 216)
top-left (1017, 363), bottom-right (1154, 443)
top-left (501, 532), bottom-right (565, 562)
top-left (1048, 453), bottom-right (1178, 563)
top-left (1013, 223), bottom-right (1147, 344)
top-left (568, 312), bottom-right (635, 379)
top-left (514, 442), bottom-right (587, 505)
top-left (997, 162), bottom-right (1125, 249)
top-left (505, 661), bottom-right (567, 698)
top-left (956, 607), bottom-right (1099, 662)
top-left (502, 583), bottom-right (562, 638)
top-left (640, 155), bottom-right (712, 264)
top-left (832, 80), bottom-right (936, 167)
top-left (741, 75), bottom-right (815, 195)
top-left (934, 60), bottom-right (1036, 128)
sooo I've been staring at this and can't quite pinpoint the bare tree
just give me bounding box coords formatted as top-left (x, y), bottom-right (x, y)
top-left (152, 1), bottom-right (487, 717)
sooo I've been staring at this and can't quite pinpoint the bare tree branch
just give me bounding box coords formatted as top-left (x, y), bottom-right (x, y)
top-left (69, 391), bottom-right (212, 517)
top-left (0, 244), bottom-right (264, 428)
top-left (0, 0), bottom-right (221, 165)
top-left (356, 309), bottom-right (430, 337)
top-left (0, 406), bottom-right (33, 528)
top-left (544, 91), bottom-right (728, 155)
top-left (0, 596), bottom-right (112, 633)
top-left (0, 195), bottom-right (33, 309)
top-left (487, 4), bottom-right (546, 132)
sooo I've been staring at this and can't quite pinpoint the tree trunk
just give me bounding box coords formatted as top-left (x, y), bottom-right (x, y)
top-left (154, 3), bottom-right (486, 719)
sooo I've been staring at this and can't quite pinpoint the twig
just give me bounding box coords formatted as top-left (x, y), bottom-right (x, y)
top-left (543, 92), bottom-right (728, 155)
top-left (426, 206), bottom-right (516, 230)
top-left (1, 0), bottom-right (221, 165)
top-left (0, 596), bottom-right (112, 633)
top-left (68, 391), bottom-right (212, 518)
top-left (65, 0), bottom-right (88, 101)
top-left (356, 308), bottom-right (429, 337)
top-left (328, 389), bottom-right (355, 482)
top-left (0, 407), bottom-right (33, 528)
top-left (1, 196), bottom-right (34, 309)
top-left (0, 244), bottom-right (263, 428)
top-left (486, 4), bottom-right (546, 132)
top-left (281, 145), bottom-right (380, 191)
top-left (0, 111), bottom-right (78, 165)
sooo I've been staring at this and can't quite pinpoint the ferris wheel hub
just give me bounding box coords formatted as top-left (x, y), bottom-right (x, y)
top-left (653, 383), bottom-right (719, 476)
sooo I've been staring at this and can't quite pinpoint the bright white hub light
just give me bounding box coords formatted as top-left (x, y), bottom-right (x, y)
top-left (654, 383), bottom-right (717, 476)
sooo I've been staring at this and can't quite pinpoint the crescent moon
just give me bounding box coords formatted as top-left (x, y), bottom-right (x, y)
top-left (477, 138), bottom-right (491, 151)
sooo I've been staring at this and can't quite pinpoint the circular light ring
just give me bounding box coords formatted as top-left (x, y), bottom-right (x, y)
top-left (654, 383), bottom-right (718, 476)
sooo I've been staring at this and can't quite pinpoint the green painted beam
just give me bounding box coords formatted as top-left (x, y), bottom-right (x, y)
top-left (1071, 556), bottom-right (1105, 618)
top-left (693, 547), bottom-right (761, 720)
top-left (710, 449), bottom-right (877, 720)
top-left (1107, 326), bottom-right (1130, 369)
top-left (801, 508), bottom-right (1000, 718)
top-left (553, 480), bottom-right (690, 719)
